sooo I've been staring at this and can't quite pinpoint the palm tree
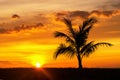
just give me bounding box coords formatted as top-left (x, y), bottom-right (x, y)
top-left (54, 17), bottom-right (112, 69)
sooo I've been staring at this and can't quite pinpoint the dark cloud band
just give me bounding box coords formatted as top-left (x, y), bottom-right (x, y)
top-left (0, 23), bottom-right (44, 34)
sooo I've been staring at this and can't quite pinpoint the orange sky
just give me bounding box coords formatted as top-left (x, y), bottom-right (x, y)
top-left (0, 0), bottom-right (120, 68)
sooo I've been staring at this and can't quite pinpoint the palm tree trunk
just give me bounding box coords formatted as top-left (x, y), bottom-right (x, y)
top-left (77, 53), bottom-right (83, 69)
top-left (77, 48), bottom-right (83, 69)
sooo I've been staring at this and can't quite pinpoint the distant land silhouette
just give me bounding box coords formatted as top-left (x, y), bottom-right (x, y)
top-left (0, 68), bottom-right (120, 80)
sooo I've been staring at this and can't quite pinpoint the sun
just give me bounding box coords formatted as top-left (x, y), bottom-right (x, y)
top-left (36, 62), bottom-right (41, 68)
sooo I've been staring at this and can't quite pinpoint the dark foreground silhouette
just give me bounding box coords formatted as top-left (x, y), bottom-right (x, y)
top-left (0, 68), bottom-right (120, 80)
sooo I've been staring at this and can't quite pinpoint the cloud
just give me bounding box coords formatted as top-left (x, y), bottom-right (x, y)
top-left (1, 10), bottom-right (120, 34)
top-left (98, 0), bottom-right (120, 10)
top-left (90, 10), bottom-right (120, 18)
top-left (0, 28), bottom-right (11, 34)
top-left (12, 14), bottom-right (20, 19)
top-left (54, 10), bottom-right (120, 21)
top-left (69, 11), bottom-right (89, 19)
top-left (0, 23), bottom-right (44, 34)
top-left (14, 23), bottom-right (44, 32)
top-left (55, 11), bottom-right (89, 21)
top-left (112, 3), bottom-right (120, 9)
top-left (35, 22), bottom-right (44, 27)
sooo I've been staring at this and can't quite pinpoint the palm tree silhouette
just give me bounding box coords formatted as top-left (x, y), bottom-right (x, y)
top-left (54, 17), bottom-right (112, 69)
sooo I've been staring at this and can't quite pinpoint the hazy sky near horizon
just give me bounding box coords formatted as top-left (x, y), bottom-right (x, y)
top-left (0, 0), bottom-right (120, 68)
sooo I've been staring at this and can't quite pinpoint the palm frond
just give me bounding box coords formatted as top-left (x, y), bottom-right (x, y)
top-left (79, 25), bottom-right (92, 42)
top-left (82, 17), bottom-right (97, 31)
top-left (76, 19), bottom-right (94, 47)
top-left (54, 31), bottom-right (75, 44)
top-left (82, 25), bottom-right (92, 35)
top-left (77, 25), bottom-right (92, 42)
top-left (82, 42), bottom-right (113, 57)
top-left (64, 18), bottom-right (75, 38)
top-left (81, 41), bottom-right (94, 54)
top-left (95, 42), bottom-right (113, 47)
top-left (74, 25), bottom-right (92, 48)
top-left (54, 44), bottom-right (76, 59)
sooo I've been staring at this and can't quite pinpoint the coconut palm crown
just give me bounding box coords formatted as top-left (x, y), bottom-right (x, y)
top-left (54, 17), bottom-right (112, 69)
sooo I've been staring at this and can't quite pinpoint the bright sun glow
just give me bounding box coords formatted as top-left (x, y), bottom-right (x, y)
top-left (28, 55), bottom-right (46, 68)
top-left (36, 62), bottom-right (41, 68)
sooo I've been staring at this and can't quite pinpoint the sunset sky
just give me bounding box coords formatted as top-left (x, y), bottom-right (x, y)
top-left (0, 0), bottom-right (120, 68)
